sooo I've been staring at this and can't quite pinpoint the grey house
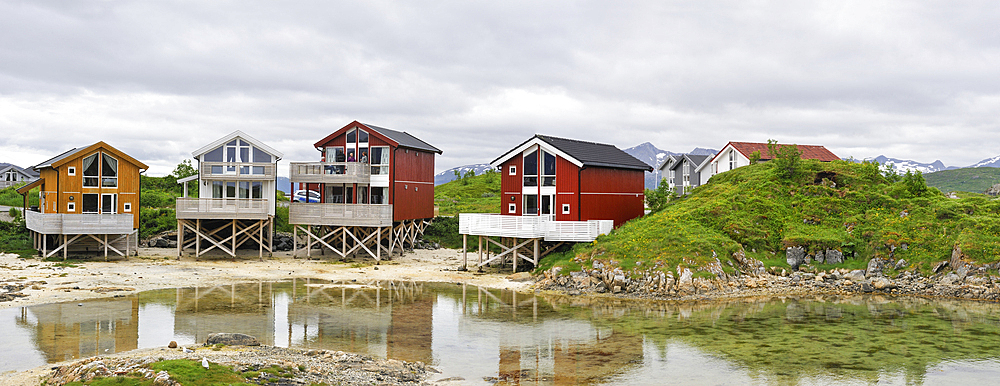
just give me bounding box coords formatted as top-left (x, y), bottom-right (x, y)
top-left (0, 163), bottom-right (39, 189)
top-left (657, 154), bottom-right (711, 194)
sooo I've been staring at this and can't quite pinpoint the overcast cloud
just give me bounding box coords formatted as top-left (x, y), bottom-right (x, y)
top-left (2, 0), bottom-right (1000, 176)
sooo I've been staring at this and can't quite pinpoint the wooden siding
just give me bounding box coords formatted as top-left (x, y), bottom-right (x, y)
top-left (26, 210), bottom-right (134, 235)
top-left (391, 148), bottom-right (435, 221)
top-left (500, 158), bottom-right (521, 215)
top-left (579, 167), bottom-right (645, 227)
top-left (288, 203), bottom-right (392, 227)
top-left (554, 156), bottom-right (580, 221)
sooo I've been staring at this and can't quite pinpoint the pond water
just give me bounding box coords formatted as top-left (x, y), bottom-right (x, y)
top-left (2, 279), bottom-right (1000, 385)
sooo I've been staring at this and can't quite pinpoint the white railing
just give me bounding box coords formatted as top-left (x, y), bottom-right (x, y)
top-left (289, 203), bottom-right (392, 227)
top-left (289, 162), bottom-right (375, 184)
top-left (175, 198), bottom-right (270, 219)
top-left (199, 162), bottom-right (276, 180)
top-left (25, 211), bottom-right (134, 234)
top-left (458, 213), bottom-right (613, 242)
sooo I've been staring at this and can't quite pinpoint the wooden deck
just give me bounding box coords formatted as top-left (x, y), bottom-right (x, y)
top-left (175, 198), bottom-right (270, 220)
top-left (458, 213), bottom-right (612, 242)
top-left (289, 162), bottom-right (371, 184)
top-left (289, 203), bottom-right (392, 227)
top-left (25, 210), bottom-right (134, 235)
top-left (199, 162), bottom-right (276, 180)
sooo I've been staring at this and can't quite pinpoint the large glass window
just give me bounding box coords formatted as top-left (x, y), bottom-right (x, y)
top-left (357, 186), bottom-right (369, 204)
top-left (253, 147), bottom-right (271, 163)
top-left (542, 151), bottom-right (556, 186)
top-left (371, 187), bottom-right (387, 204)
top-left (239, 181), bottom-right (250, 199)
top-left (251, 182), bottom-right (263, 199)
top-left (523, 150), bottom-right (538, 187)
top-left (101, 153), bottom-right (117, 187)
top-left (541, 195), bottom-right (552, 215)
top-left (82, 194), bottom-right (99, 213)
top-left (346, 129), bottom-right (356, 143)
top-left (358, 130), bottom-right (369, 142)
top-left (226, 182), bottom-right (237, 198)
top-left (212, 181), bottom-right (224, 198)
top-left (204, 147), bottom-right (223, 162)
top-left (524, 194), bottom-right (538, 215)
top-left (370, 147), bottom-right (389, 174)
top-left (82, 153), bottom-right (99, 187)
top-left (101, 194), bottom-right (116, 213)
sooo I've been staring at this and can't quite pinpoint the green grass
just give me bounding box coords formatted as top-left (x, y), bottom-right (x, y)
top-left (435, 171), bottom-right (501, 216)
top-left (925, 167), bottom-right (1000, 194)
top-left (62, 358), bottom-right (248, 386)
top-left (540, 159), bottom-right (1000, 278)
top-left (0, 184), bottom-right (38, 208)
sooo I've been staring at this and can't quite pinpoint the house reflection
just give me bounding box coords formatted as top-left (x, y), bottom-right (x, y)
top-left (17, 297), bottom-right (139, 363)
top-left (173, 282), bottom-right (276, 345)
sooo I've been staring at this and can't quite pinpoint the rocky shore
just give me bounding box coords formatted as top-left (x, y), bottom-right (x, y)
top-left (537, 247), bottom-right (1000, 302)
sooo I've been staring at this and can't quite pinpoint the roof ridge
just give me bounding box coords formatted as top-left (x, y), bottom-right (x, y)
top-left (536, 134), bottom-right (616, 147)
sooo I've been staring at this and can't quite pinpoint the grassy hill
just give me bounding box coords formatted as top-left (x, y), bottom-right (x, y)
top-left (542, 159), bottom-right (1000, 278)
top-left (434, 170), bottom-right (501, 217)
top-left (924, 167), bottom-right (1000, 194)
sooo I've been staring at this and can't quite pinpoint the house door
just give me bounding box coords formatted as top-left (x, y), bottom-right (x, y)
top-left (540, 195), bottom-right (553, 215)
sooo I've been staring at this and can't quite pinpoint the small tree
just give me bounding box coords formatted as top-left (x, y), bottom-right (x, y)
top-left (645, 179), bottom-right (674, 214)
top-left (902, 170), bottom-right (927, 196)
top-left (171, 159), bottom-right (198, 196)
top-left (766, 139), bottom-right (801, 180)
top-left (749, 150), bottom-right (762, 164)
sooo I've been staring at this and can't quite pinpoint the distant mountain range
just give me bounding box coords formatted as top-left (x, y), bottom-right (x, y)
top-left (849, 154), bottom-right (1000, 174)
top-left (434, 163), bottom-right (494, 185)
top-left (622, 142), bottom-right (717, 190)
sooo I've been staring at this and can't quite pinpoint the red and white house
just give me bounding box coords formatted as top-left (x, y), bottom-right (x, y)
top-left (288, 121), bottom-right (441, 260)
top-left (459, 134), bottom-right (652, 270)
top-left (699, 141), bottom-right (840, 185)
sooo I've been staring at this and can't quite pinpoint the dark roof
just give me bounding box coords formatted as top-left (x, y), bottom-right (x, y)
top-left (684, 154), bottom-right (711, 166)
top-left (0, 163), bottom-right (39, 177)
top-left (361, 123), bottom-right (442, 154)
top-left (34, 147), bottom-right (80, 169)
top-left (497, 135), bottom-right (651, 171)
top-left (660, 154), bottom-right (711, 171)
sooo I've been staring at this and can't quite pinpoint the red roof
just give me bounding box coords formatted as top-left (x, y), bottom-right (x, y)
top-left (719, 141), bottom-right (840, 163)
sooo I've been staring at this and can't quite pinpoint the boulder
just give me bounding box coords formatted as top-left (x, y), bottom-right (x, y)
top-left (507, 272), bottom-right (533, 282)
top-left (814, 250), bottom-right (825, 264)
top-left (825, 250), bottom-right (844, 264)
top-left (786, 246), bottom-right (806, 270)
top-left (866, 259), bottom-right (886, 278)
top-left (844, 270), bottom-right (865, 282)
top-left (205, 333), bottom-right (260, 346)
top-left (986, 183), bottom-right (1000, 196)
top-left (872, 277), bottom-right (895, 290)
top-left (677, 268), bottom-right (694, 292)
top-left (940, 272), bottom-right (961, 286)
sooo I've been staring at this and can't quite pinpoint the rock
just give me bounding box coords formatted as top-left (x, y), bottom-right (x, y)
top-left (894, 259), bottom-right (908, 270)
top-left (986, 183), bottom-right (1000, 196)
top-left (786, 246), bottom-right (806, 270)
top-left (507, 272), bottom-right (533, 282)
top-left (814, 250), bottom-right (825, 264)
top-left (205, 333), bottom-right (260, 346)
top-left (940, 272), bottom-right (961, 286)
top-left (677, 268), bottom-right (694, 292)
top-left (825, 250), bottom-right (844, 264)
top-left (866, 259), bottom-right (886, 278)
top-left (167, 341), bottom-right (177, 348)
top-left (872, 277), bottom-right (895, 290)
top-left (844, 270), bottom-right (865, 282)
top-left (861, 282), bottom-right (874, 292)
top-left (154, 238), bottom-right (169, 248)
top-left (933, 260), bottom-right (949, 273)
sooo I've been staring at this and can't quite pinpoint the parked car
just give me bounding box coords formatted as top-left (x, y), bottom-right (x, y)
top-left (293, 190), bottom-right (321, 203)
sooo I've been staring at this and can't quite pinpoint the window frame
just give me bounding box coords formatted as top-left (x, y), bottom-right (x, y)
top-left (508, 203), bottom-right (517, 214)
top-left (562, 204), bottom-right (570, 215)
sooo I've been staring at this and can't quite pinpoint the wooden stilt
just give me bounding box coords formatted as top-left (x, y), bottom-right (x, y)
top-left (195, 219), bottom-right (201, 258)
top-left (231, 220), bottom-right (236, 260)
top-left (104, 234), bottom-right (108, 260)
top-left (176, 220), bottom-right (183, 258)
top-left (259, 219), bottom-right (263, 261)
top-left (462, 234), bottom-right (467, 269)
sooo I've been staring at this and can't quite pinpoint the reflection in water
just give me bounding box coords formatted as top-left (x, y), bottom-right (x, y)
top-left (4, 282), bottom-right (1000, 385)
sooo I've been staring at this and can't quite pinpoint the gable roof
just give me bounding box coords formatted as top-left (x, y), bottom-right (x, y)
top-left (660, 154), bottom-right (711, 172)
top-left (491, 134), bottom-right (652, 172)
top-left (0, 163), bottom-right (38, 178)
top-left (191, 130), bottom-right (284, 159)
top-left (710, 141), bottom-right (840, 165)
top-left (313, 121), bottom-right (442, 154)
top-left (36, 142), bottom-right (149, 171)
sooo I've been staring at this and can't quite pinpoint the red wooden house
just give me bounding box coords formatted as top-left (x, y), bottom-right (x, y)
top-left (289, 121), bottom-right (441, 260)
top-left (459, 134), bottom-right (652, 271)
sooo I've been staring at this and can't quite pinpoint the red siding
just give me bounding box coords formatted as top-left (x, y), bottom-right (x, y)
top-left (554, 156), bottom-right (580, 221)
top-left (392, 148), bottom-right (435, 221)
top-left (579, 167), bottom-right (645, 227)
top-left (500, 158), bottom-right (521, 215)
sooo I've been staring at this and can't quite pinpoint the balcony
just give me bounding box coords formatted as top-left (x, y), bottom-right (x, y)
top-left (458, 213), bottom-right (612, 242)
top-left (289, 162), bottom-right (372, 184)
top-left (175, 198), bottom-right (270, 220)
top-left (289, 203), bottom-right (392, 227)
top-left (25, 211), bottom-right (134, 235)
top-left (199, 162), bottom-right (276, 180)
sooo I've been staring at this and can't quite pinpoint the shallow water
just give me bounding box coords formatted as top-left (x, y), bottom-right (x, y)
top-left (2, 279), bottom-right (1000, 385)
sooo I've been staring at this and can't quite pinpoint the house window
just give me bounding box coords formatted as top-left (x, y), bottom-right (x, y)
top-left (524, 194), bottom-right (538, 215)
top-left (101, 153), bottom-right (117, 187)
top-left (523, 150), bottom-right (538, 187)
top-left (101, 194), bottom-right (116, 213)
top-left (542, 151), bottom-right (556, 186)
top-left (67, 167), bottom-right (76, 176)
top-left (728, 150), bottom-right (736, 171)
top-left (124, 202), bottom-right (131, 212)
top-left (82, 153), bottom-right (99, 187)
top-left (251, 182), bottom-right (263, 199)
top-left (509, 166), bottom-right (516, 175)
top-left (82, 194), bottom-right (99, 213)
top-left (508, 203), bottom-right (516, 214)
top-left (67, 202), bottom-right (75, 212)
top-left (668, 169), bottom-right (675, 186)
top-left (370, 146), bottom-right (390, 175)
top-left (562, 204), bottom-right (570, 215)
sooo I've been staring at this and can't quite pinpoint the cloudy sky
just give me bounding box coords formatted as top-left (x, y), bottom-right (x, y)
top-left (2, 1), bottom-right (1000, 176)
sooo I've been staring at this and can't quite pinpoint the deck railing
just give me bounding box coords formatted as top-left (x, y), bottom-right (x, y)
top-left (458, 213), bottom-right (613, 242)
top-left (175, 198), bottom-right (270, 220)
top-left (199, 162), bottom-right (276, 180)
top-left (289, 162), bottom-right (372, 184)
top-left (25, 211), bottom-right (134, 234)
top-left (289, 203), bottom-right (392, 227)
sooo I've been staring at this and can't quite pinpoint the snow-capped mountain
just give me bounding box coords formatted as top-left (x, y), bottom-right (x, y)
top-left (856, 155), bottom-right (953, 174)
top-left (435, 163), bottom-right (494, 185)
top-left (968, 155), bottom-right (1000, 168)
